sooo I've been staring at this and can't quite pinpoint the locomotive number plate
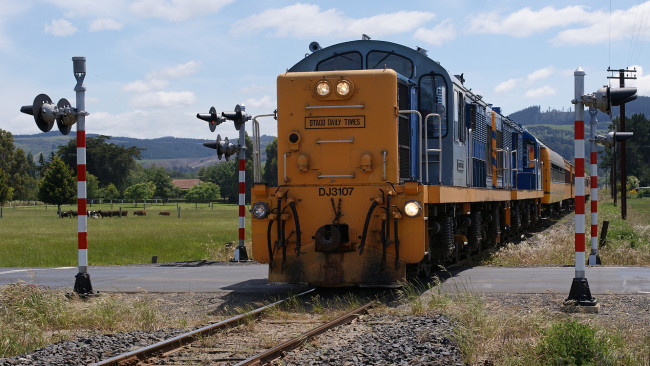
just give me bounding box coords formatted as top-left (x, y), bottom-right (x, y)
top-left (305, 116), bottom-right (365, 129)
top-left (318, 187), bottom-right (354, 196)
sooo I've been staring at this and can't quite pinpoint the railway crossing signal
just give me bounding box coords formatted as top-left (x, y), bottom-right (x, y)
top-left (197, 104), bottom-right (252, 261)
top-left (21, 94), bottom-right (78, 135)
top-left (588, 86), bottom-right (637, 116)
top-left (203, 135), bottom-right (239, 161)
top-left (20, 57), bottom-right (94, 296)
top-left (593, 131), bottom-right (634, 148)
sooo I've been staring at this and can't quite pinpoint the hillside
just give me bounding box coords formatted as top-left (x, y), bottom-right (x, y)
top-left (13, 132), bottom-right (276, 170)
top-left (507, 96), bottom-right (650, 161)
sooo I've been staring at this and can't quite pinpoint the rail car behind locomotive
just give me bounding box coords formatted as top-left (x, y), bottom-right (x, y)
top-left (249, 39), bottom-right (575, 286)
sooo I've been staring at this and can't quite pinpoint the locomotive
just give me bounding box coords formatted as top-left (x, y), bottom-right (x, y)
top-left (248, 39), bottom-right (574, 286)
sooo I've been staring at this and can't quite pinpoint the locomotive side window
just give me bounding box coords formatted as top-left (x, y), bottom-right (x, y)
top-left (418, 74), bottom-right (448, 138)
top-left (455, 91), bottom-right (466, 143)
top-left (316, 51), bottom-right (362, 71)
top-left (367, 51), bottom-right (413, 79)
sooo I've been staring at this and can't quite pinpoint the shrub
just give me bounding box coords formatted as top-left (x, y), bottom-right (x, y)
top-left (536, 320), bottom-right (610, 365)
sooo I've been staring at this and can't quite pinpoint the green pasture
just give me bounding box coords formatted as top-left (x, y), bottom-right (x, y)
top-left (0, 202), bottom-right (250, 267)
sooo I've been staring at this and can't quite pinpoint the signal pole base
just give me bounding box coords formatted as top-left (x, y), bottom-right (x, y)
top-left (588, 253), bottom-right (602, 265)
top-left (564, 277), bottom-right (598, 310)
top-left (73, 272), bottom-right (95, 296)
top-left (232, 246), bottom-right (249, 262)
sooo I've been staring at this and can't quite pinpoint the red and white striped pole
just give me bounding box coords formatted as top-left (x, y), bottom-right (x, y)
top-left (566, 67), bottom-right (596, 306)
top-left (235, 116), bottom-right (248, 261)
top-left (588, 108), bottom-right (601, 265)
top-left (72, 56), bottom-right (93, 295)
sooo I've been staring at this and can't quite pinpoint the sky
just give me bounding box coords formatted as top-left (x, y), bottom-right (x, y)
top-left (0, 0), bottom-right (649, 140)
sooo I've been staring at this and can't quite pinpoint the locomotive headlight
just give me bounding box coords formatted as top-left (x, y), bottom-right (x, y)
top-left (404, 201), bottom-right (422, 217)
top-left (315, 81), bottom-right (331, 97)
top-left (336, 80), bottom-right (351, 96)
top-left (251, 202), bottom-right (270, 219)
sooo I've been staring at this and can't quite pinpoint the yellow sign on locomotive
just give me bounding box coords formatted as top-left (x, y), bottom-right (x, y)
top-left (305, 116), bottom-right (365, 129)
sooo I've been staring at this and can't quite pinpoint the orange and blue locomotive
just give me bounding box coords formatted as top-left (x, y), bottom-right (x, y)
top-left (247, 39), bottom-right (574, 286)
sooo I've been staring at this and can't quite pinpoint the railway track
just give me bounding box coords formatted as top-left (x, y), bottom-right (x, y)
top-left (91, 289), bottom-right (375, 365)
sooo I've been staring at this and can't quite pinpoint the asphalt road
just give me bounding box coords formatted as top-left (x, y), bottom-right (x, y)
top-left (0, 263), bottom-right (648, 294)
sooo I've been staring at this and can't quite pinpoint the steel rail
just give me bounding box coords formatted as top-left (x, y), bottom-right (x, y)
top-left (91, 288), bottom-right (315, 366)
top-left (234, 300), bottom-right (375, 366)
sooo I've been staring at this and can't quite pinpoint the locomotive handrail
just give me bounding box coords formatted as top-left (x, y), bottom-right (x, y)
top-left (252, 113), bottom-right (277, 182)
top-left (511, 150), bottom-right (518, 189)
top-left (398, 110), bottom-right (422, 181)
top-left (424, 113), bottom-right (442, 185)
top-left (305, 105), bottom-right (365, 110)
top-left (468, 128), bottom-right (473, 187)
top-left (316, 138), bottom-right (354, 143)
top-left (495, 147), bottom-right (508, 188)
top-left (283, 153), bottom-right (288, 183)
top-left (318, 173), bottom-right (355, 178)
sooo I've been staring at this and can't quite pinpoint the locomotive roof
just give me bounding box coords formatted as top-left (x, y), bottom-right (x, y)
top-left (289, 39), bottom-right (451, 83)
top-left (289, 39), bottom-right (529, 135)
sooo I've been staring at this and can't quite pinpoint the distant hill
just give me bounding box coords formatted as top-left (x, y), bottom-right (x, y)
top-left (13, 132), bottom-right (276, 170)
top-left (508, 95), bottom-right (650, 126)
top-left (507, 96), bottom-right (649, 162)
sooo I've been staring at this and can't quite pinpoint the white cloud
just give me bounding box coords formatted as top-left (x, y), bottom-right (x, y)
top-left (528, 67), bottom-right (554, 82)
top-left (89, 18), bottom-right (123, 32)
top-left (123, 79), bottom-right (169, 93)
top-left (413, 19), bottom-right (456, 46)
top-left (232, 4), bottom-right (435, 38)
top-left (44, 0), bottom-right (128, 17)
top-left (129, 0), bottom-right (233, 22)
top-left (468, 6), bottom-right (590, 37)
top-left (494, 78), bottom-right (520, 93)
top-left (131, 91), bottom-right (196, 108)
top-left (627, 65), bottom-right (650, 96)
top-left (147, 61), bottom-right (201, 80)
top-left (553, 1), bottom-right (650, 45)
top-left (44, 19), bottom-right (77, 37)
top-left (244, 95), bottom-right (275, 111)
top-left (525, 85), bottom-right (556, 98)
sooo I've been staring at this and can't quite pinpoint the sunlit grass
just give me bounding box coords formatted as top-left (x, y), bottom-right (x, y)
top-left (0, 202), bottom-right (251, 266)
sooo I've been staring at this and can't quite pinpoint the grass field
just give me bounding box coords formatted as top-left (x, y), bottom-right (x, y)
top-left (0, 202), bottom-right (250, 267)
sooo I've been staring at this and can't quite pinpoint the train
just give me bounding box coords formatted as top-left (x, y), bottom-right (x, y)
top-left (248, 38), bottom-right (575, 286)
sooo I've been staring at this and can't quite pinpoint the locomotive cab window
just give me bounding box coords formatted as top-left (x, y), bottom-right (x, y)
top-left (316, 51), bottom-right (362, 71)
top-left (367, 51), bottom-right (414, 79)
top-left (418, 74), bottom-right (448, 138)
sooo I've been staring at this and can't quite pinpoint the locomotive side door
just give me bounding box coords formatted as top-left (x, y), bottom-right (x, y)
top-left (452, 88), bottom-right (468, 186)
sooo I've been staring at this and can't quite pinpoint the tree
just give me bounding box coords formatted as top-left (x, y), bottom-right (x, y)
top-left (0, 168), bottom-right (13, 205)
top-left (147, 165), bottom-right (175, 201)
top-left (262, 137), bottom-right (278, 186)
top-left (38, 156), bottom-right (76, 212)
top-left (0, 130), bottom-right (38, 201)
top-left (105, 183), bottom-right (120, 200)
top-left (57, 135), bottom-right (143, 191)
top-left (184, 182), bottom-right (220, 203)
top-left (199, 162), bottom-right (235, 202)
top-left (38, 153), bottom-right (47, 177)
top-left (599, 114), bottom-right (650, 186)
top-left (123, 182), bottom-right (154, 201)
top-left (86, 173), bottom-right (103, 202)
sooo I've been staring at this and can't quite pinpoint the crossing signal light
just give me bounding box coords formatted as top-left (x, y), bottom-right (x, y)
top-left (593, 131), bottom-right (634, 148)
top-left (203, 134), bottom-right (239, 161)
top-left (20, 94), bottom-right (77, 135)
top-left (196, 106), bottom-right (226, 132)
top-left (593, 86), bottom-right (637, 115)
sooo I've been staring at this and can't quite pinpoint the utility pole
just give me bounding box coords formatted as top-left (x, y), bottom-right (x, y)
top-left (607, 68), bottom-right (636, 219)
